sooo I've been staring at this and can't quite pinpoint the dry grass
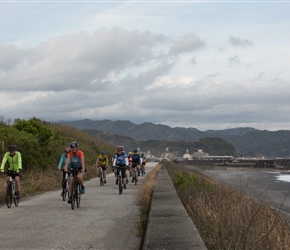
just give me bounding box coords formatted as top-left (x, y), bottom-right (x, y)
top-left (0, 163), bottom-right (99, 203)
top-left (166, 161), bottom-right (290, 250)
top-left (136, 164), bottom-right (161, 237)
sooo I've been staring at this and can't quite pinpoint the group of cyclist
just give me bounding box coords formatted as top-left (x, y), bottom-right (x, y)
top-left (0, 142), bottom-right (146, 203)
top-left (58, 141), bottom-right (86, 204)
top-left (97, 146), bottom-right (146, 189)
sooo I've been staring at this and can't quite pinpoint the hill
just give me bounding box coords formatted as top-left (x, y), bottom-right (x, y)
top-left (60, 119), bottom-right (290, 157)
top-left (83, 129), bottom-right (237, 157)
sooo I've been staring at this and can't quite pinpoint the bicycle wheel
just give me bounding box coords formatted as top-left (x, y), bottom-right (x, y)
top-left (6, 183), bottom-right (12, 208)
top-left (76, 184), bottom-right (81, 208)
top-left (14, 195), bottom-right (19, 207)
top-left (62, 179), bottom-right (67, 201)
top-left (71, 181), bottom-right (75, 210)
top-left (100, 171), bottom-right (104, 186)
top-left (134, 171), bottom-right (138, 185)
top-left (129, 166), bottom-right (132, 177)
top-left (118, 175), bottom-right (122, 195)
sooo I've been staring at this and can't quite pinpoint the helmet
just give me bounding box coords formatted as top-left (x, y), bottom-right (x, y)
top-left (8, 145), bottom-right (17, 151)
top-left (70, 141), bottom-right (78, 148)
top-left (101, 150), bottom-right (106, 154)
top-left (133, 149), bottom-right (138, 152)
top-left (117, 146), bottom-right (123, 151)
top-left (128, 152), bottom-right (132, 155)
top-left (64, 147), bottom-right (71, 153)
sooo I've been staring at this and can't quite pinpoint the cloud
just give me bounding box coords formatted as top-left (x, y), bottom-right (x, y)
top-left (169, 34), bottom-right (205, 55)
top-left (228, 55), bottom-right (240, 67)
top-left (228, 36), bottom-right (253, 48)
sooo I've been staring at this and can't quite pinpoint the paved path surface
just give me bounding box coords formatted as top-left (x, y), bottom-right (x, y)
top-left (0, 162), bottom-right (157, 250)
top-left (143, 166), bottom-right (207, 250)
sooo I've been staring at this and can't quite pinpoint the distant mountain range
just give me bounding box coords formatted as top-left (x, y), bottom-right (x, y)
top-left (59, 119), bottom-right (290, 158)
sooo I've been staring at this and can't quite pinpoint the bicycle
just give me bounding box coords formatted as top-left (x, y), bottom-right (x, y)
top-left (62, 170), bottom-right (69, 201)
top-left (132, 163), bottom-right (138, 185)
top-left (140, 164), bottom-right (145, 176)
top-left (98, 166), bottom-right (104, 186)
top-left (116, 165), bottom-right (123, 195)
top-left (128, 162), bottom-right (132, 177)
top-left (70, 168), bottom-right (82, 210)
top-left (4, 171), bottom-right (20, 208)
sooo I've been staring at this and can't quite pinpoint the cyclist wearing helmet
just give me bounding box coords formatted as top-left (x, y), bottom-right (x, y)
top-left (141, 153), bottom-right (147, 175)
top-left (64, 141), bottom-right (86, 203)
top-left (127, 151), bottom-right (133, 177)
top-left (58, 147), bottom-right (72, 196)
top-left (95, 150), bottom-right (108, 184)
top-left (0, 145), bottom-right (22, 198)
top-left (131, 149), bottom-right (141, 182)
top-left (113, 146), bottom-right (128, 189)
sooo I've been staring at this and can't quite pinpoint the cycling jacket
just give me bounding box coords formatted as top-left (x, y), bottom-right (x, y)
top-left (0, 151), bottom-right (22, 172)
top-left (58, 153), bottom-right (72, 170)
top-left (67, 150), bottom-right (84, 169)
top-left (113, 152), bottom-right (128, 166)
top-left (131, 153), bottom-right (141, 164)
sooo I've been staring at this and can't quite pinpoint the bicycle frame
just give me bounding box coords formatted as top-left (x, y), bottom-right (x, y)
top-left (99, 166), bottom-right (104, 186)
top-left (117, 165), bottom-right (123, 195)
top-left (5, 173), bottom-right (19, 208)
top-left (132, 163), bottom-right (138, 185)
top-left (62, 171), bottom-right (69, 201)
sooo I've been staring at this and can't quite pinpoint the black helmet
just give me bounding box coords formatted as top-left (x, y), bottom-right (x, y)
top-left (70, 141), bottom-right (78, 148)
top-left (8, 145), bottom-right (17, 151)
top-left (133, 149), bottom-right (138, 152)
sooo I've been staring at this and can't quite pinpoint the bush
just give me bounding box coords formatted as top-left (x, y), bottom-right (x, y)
top-left (166, 161), bottom-right (290, 249)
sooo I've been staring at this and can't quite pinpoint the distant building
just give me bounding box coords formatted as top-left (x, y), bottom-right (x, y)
top-left (160, 152), bottom-right (175, 160)
top-left (183, 153), bottom-right (192, 160)
top-left (192, 149), bottom-right (209, 159)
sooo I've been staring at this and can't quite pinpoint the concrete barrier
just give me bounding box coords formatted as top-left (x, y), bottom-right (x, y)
top-left (143, 167), bottom-right (207, 250)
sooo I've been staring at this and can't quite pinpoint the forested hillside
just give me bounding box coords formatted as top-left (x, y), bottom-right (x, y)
top-left (0, 118), bottom-right (115, 171)
top-left (83, 129), bottom-right (237, 157)
top-left (61, 119), bottom-right (290, 157)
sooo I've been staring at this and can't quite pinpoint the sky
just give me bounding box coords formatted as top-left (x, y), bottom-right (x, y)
top-left (0, 0), bottom-right (290, 131)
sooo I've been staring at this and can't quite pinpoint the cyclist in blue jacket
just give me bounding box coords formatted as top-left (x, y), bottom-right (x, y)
top-left (113, 146), bottom-right (128, 189)
top-left (131, 149), bottom-right (141, 182)
top-left (57, 147), bottom-right (71, 196)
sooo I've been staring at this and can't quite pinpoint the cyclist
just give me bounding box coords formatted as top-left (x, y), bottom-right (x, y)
top-left (141, 153), bottom-right (147, 175)
top-left (131, 149), bottom-right (141, 182)
top-left (57, 147), bottom-right (71, 196)
top-left (127, 151), bottom-right (133, 177)
top-left (64, 141), bottom-right (86, 204)
top-left (113, 146), bottom-right (128, 189)
top-left (111, 150), bottom-right (117, 176)
top-left (95, 150), bottom-right (108, 184)
top-left (0, 145), bottom-right (22, 198)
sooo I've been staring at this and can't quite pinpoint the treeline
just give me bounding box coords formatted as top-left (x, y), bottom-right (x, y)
top-left (0, 117), bottom-right (116, 172)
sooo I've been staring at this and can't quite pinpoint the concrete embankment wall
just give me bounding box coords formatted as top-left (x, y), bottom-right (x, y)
top-left (143, 167), bottom-right (207, 250)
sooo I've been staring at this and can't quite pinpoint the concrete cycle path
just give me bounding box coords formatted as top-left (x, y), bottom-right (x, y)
top-left (0, 162), bottom-right (156, 250)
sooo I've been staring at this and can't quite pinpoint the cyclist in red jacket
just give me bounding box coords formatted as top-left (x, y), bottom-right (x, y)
top-left (64, 142), bottom-right (86, 204)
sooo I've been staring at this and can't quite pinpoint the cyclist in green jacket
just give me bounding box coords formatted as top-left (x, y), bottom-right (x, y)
top-left (0, 145), bottom-right (22, 198)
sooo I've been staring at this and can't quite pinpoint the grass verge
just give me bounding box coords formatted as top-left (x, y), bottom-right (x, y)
top-left (165, 161), bottom-right (290, 250)
top-left (136, 164), bottom-right (161, 241)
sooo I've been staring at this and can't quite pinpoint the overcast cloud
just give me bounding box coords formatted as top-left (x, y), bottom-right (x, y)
top-left (0, 1), bottom-right (290, 131)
